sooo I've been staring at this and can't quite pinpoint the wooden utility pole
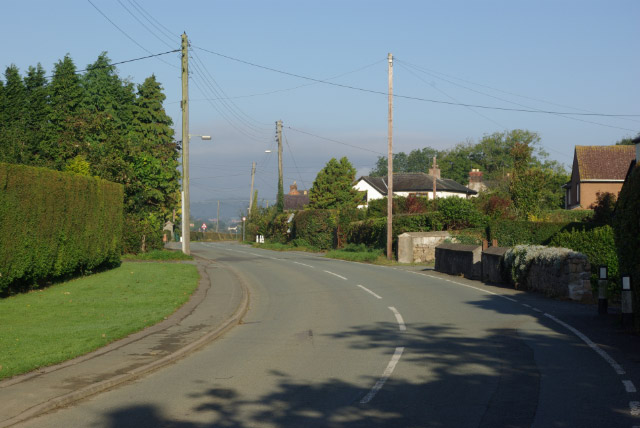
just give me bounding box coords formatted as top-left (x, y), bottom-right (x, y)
top-left (248, 161), bottom-right (256, 216)
top-left (276, 120), bottom-right (284, 212)
top-left (432, 156), bottom-right (437, 201)
top-left (181, 32), bottom-right (190, 255)
top-left (216, 200), bottom-right (220, 233)
top-left (386, 53), bottom-right (393, 260)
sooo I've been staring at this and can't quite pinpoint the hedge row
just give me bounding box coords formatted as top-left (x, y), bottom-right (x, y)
top-left (0, 163), bottom-right (123, 293)
top-left (550, 225), bottom-right (618, 295)
top-left (613, 163), bottom-right (640, 328)
top-left (291, 209), bottom-right (337, 250)
top-left (347, 212), bottom-right (444, 249)
top-left (486, 220), bottom-right (599, 247)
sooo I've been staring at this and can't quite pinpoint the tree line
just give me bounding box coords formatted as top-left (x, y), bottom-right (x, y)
top-left (0, 53), bottom-right (179, 252)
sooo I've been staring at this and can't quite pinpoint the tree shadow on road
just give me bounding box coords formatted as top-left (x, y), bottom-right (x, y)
top-left (102, 295), bottom-right (627, 428)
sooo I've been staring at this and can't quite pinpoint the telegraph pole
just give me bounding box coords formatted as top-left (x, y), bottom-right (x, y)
top-left (216, 200), bottom-right (220, 233)
top-left (276, 120), bottom-right (284, 212)
top-left (386, 53), bottom-right (393, 260)
top-left (248, 161), bottom-right (256, 216)
top-left (181, 32), bottom-right (190, 255)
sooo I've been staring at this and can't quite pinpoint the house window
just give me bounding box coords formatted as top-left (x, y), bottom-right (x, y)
top-left (577, 183), bottom-right (580, 204)
top-left (567, 189), bottom-right (571, 206)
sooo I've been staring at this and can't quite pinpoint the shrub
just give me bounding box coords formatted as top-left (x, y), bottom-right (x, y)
top-left (613, 163), bottom-right (640, 329)
top-left (291, 209), bottom-right (337, 250)
top-left (550, 225), bottom-right (618, 295)
top-left (347, 212), bottom-right (444, 250)
top-left (265, 213), bottom-right (291, 243)
top-left (503, 245), bottom-right (583, 287)
top-left (122, 213), bottom-right (163, 254)
top-left (590, 192), bottom-right (616, 225)
top-left (486, 220), bottom-right (597, 247)
top-left (436, 197), bottom-right (486, 230)
top-left (0, 163), bottom-right (123, 293)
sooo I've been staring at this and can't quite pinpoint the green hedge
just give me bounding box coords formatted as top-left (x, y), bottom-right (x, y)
top-left (486, 220), bottom-right (598, 247)
top-left (0, 163), bottom-right (123, 293)
top-left (292, 209), bottom-right (337, 250)
top-left (347, 212), bottom-right (444, 249)
top-left (550, 225), bottom-right (618, 295)
top-left (614, 163), bottom-right (640, 329)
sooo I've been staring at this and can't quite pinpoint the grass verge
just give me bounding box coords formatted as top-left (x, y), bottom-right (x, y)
top-left (122, 249), bottom-right (193, 261)
top-left (251, 242), bottom-right (321, 252)
top-left (0, 262), bottom-right (199, 380)
top-left (325, 248), bottom-right (384, 263)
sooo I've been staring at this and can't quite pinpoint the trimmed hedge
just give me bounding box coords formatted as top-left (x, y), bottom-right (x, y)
top-left (292, 209), bottom-right (337, 250)
top-left (550, 225), bottom-right (618, 295)
top-left (347, 212), bottom-right (444, 249)
top-left (614, 163), bottom-right (640, 329)
top-left (486, 220), bottom-right (598, 247)
top-left (0, 163), bottom-right (123, 293)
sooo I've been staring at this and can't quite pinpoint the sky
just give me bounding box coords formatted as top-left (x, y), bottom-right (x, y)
top-left (2, 1), bottom-right (639, 219)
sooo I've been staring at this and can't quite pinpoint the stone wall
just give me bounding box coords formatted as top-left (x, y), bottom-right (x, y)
top-left (524, 255), bottom-right (592, 301)
top-left (434, 243), bottom-right (482, 280)
top-left (398, 232), bottom-right (450, 263)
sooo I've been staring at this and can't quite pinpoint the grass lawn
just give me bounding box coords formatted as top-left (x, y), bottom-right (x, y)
top-left (122, 249), bottom-right (194, 261)
top-left (0, 262), bottom-right (199, 380)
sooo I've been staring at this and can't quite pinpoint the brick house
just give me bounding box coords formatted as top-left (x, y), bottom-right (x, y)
top-left (283, 181), bottom-right (309, 211)
top-left (563, 145), bottom-right (636, 209)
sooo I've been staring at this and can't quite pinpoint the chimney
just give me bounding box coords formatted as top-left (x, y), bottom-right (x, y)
top-left (289, 181), bottom-right (300, 195)
top-left (428, 156), bottom-right (441, 179)
top-left (469, 168), bottom-right (483, 184)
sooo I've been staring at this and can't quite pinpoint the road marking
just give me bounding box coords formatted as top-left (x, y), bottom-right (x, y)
top-left (442, 277), bottom-right (518, 303)
top-left (323, 270), bottom-right (347, 280)
top-left (293, 261), bottom-right (314, 268)
top-left (522, 303), bottom-right (532, 308)
top-left (357, 284), bottom-right (382, 299)
top-left (631, 401), bottom-right (640, 416)
top-left (544, 313), bottom-right (625, 375)
top-left (388, 307), bottom-right (406, 331)
top-left (360, 347), bottom-right (404, 404)
top-left (624, 380), bottom-right (637, 393)
top-left (532, 308), bottom-right (543, 313)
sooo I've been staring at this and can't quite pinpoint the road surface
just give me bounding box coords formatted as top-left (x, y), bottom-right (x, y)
top-left (18, 242), bottom-right (640, 427)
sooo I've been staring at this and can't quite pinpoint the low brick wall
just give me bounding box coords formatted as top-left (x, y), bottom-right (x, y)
top-left (524, 255), bottom-right (592, 301)
top-left (481, 246), bottom-right (509, 284)
top-left (435, 243), bottom-right (482, 279)
top-left (398, 232), bottom-right (450, 263)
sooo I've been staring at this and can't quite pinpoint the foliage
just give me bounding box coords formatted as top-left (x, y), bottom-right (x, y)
top-left (613, 163), bottom-right (640, 329)
top-left (590, 192), bottom-right (616, 225)
top-left (121, 249), bottom-right (193, 261)
top-left (347, 212), bottom-right (444, 249)
top-left (436, 197), bottom-right (486, 230)
top-left (550, 225), bottom-right (618, 295)
top-left (292, 210), bottom-right (337, 250)
top-left (509, 141), bottom-right (545, 218)
top-left (0, 56), bottom-right (180, 254)
top-left (0, 163), bottom-right (123, 294)
top-left (503, 245), bottom-right (584, 288)
top-left (266, 213), bottom-right (292, 243)
top-left (325, 246), bottom-right (383, 263)
top-left (543, 209), bottom-right (593, 223)
top-left (448, 228), bottom-right (485, 245)
top-left (485, 220), bottom-right (596, 247)
top-left (370, 147), bottom-right (441, 177)
top-left (308, 157), bottom-right (360, 209)
top-left (0, 262), bottom-right (198, 379)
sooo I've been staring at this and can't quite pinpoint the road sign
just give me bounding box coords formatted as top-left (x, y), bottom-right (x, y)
top-left (202, 223), bottom-right (207, 230)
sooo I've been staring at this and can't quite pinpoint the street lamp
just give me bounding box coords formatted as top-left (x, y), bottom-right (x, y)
top-left (181, 134), bottom-right (212, 255)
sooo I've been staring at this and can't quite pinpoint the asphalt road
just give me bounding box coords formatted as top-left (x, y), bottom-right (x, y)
top-left (18, 242), bottom-right (640, 427)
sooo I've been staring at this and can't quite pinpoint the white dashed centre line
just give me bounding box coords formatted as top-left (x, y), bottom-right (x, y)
top-left (388, 307), bottom-right (406, 331)
top-left (293, 261), bottom-right (314, 268)
top-left (631, 401), bottom-right (640, 416)
top-left (360, 347), bottom-right (404, 404)
top-left (357, 284), bottom-right (382, 299)
top-left (323, 270), bottom-right (347, 280)
top-left (624, 380), bottom-right (637, 393)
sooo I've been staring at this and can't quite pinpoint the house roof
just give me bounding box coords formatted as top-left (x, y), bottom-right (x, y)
top-left (357, 173), bottom-right (477, 195)
top-left (575, 145), bottom-right (636, 181)
top-left (284, 194), bottom-right (309, 211)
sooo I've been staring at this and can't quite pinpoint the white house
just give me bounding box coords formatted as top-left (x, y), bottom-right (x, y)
top-left (354, 172), bottom-right (477, 207)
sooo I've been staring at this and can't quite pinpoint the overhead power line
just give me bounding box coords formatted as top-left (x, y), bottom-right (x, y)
top-left (87, 0), bottom-right (178, 69)
top-left (286, 126), bottom-right (385, 155)
top-left (193, 46), bottom-right (640, 119)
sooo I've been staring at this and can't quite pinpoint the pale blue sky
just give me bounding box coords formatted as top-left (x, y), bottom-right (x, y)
top-left (2, 1), bottom-right (639, 216)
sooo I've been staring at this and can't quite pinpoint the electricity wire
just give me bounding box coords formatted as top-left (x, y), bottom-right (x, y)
top-left (193, 46), bottom-right (640, 118)
top-left (87, 0), bottom-right (179, 69)
top-left (286, 126), bottom-right (386, 155)
top-left (283, 130), bottom-right (308, 190)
